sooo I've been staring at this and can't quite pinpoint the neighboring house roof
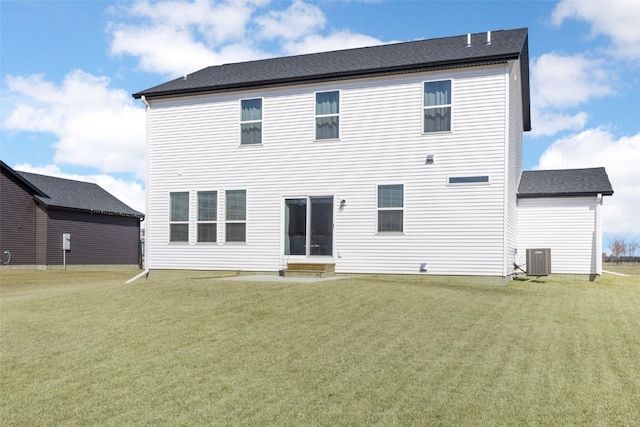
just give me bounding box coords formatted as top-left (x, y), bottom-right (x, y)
top-left (518, 168), bottom-right (614, 198)
top-left (133, 28), bottom-right (530, 131)
top-left (6, 166), bottom-right (144, 219)
top-left (0, 160), bottom-right (47, 197)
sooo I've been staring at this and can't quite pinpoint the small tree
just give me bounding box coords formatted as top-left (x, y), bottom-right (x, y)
top-left (608, 237), bottom-right (626, 265)
top-left (628, 239), bottom-right (639, 264)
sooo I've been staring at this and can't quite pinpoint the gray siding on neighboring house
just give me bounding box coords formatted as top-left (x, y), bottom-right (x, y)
top-left (1, 161), bottom-right (144, 268)
top-left (44, 209), bottom-right (141, 265)
top-left (35, 204), bottom-right (48, 266)
top-left (0, 169), bottom-right (37, 265)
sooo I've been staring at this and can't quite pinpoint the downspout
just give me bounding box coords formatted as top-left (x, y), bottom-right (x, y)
top-left (141, 95), bottom-right (151, 110)
top-left (125, 268), bottom-right (149, 284)
top-left (595, 193), bottom-right (603, 276)
top-left (140, 94), bottom-right (151, 280)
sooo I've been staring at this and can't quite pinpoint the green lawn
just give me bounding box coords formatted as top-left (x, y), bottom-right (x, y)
top-left (1, 270), bottom-right (639, 426)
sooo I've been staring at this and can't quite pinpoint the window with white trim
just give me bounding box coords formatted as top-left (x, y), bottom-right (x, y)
top-left (169, 192), bottom-right (189, 242)
top-left (315, 91), bottom-right (339, 139)
top-left (197, 191), bottom-right (217, 242)
top-left (423, 80), bottom-right (451, 133)
top-left (377, 184), bottom-right (404, 233)
top-left (448, 176), bottom-right (489, 185)
top-left (225, 190), bottom-right (246, 242)
top-left (240, 98), bottom-right (262, 145)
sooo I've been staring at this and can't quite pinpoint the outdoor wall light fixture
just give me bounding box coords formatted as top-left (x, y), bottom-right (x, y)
top-left (340, 199), bottom-right (346, 208)
top-left (425, 154), bottom-right (434, 164)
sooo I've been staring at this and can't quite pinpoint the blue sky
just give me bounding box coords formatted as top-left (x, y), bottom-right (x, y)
top-left (1, 0), bottom-right (639, 246)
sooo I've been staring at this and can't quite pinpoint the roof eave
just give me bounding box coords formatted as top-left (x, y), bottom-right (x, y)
top-left (1, 161), bottom-right (49, 197)
top-left (34, 198), bottom-right (144, 219)
top-left (518, 191), bottom-right (614, 199)
top-left (133, 54), bottom-right (521, 100)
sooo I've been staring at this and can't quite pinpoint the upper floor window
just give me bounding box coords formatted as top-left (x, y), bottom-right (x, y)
top-left (423, 80), bottom-right (451, 133)
top-left (169, 192), bottom-right (189, 242)
top-left (225, 190), bottom-right (246, 242)
top-left (241, 98), bottom-right (262, 145)
top-left (377, 184), bottom-right (404, 233)
top-left (197, 191), bottom-right (217, 242)
top-left (315, 91), bottom-right (339, 139)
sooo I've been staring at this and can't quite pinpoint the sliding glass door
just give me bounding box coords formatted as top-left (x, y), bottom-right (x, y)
top-left (285, 196), bottom-right (333, 256)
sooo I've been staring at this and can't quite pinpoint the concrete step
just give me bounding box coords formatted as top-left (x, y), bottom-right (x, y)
top-left (284, 263), bottom-right (335, 277)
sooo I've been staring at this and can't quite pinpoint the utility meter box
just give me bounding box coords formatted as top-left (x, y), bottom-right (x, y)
top-left (526, 248), bottom-right (551, 276)
top-left (63, 233), bottom-right (71, 250)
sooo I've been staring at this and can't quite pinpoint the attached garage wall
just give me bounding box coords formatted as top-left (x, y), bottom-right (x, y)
top-left (517, 196), bottom-right (600, 275)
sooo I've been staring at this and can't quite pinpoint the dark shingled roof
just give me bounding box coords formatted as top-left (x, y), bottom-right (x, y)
top-left (16, 170), bottom-right (144, 219)
top-left (518, 168), bottom-right (614, 198)
top-left (133, 28), bottom-right (530, 130)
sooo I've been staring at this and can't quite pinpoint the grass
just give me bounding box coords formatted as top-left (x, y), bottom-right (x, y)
top-left (603, 262), bottom-right (640, 276)
top-left (1, 270), bottom-right (639, 426)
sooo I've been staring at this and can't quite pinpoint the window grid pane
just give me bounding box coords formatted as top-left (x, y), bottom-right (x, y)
top-left (241, 122), bottom-right (262, 144)
top-left (226, 190), bottom-right (246, 221)
top-left (241, 99), bottom-right (262, 121)
top-left (378, 211), bottom-right (403, 232)
top-left (170, 192), bottom-right (189, 222)
top-left (424, 107), bottom-right (451, 133)
top-left (170, 224), bottom-right (189, 242)
top-left (378, 185), bottom-right (403, 208)
top-left (424, 81), bottom-right (451, 106)
top-left (197, 223), bottom-right (217, 242)
top-left (316, 91), bottom-right (339, 115)
top-left (226, 223), bottom-right (246, 242)
top-left (316, 116), bottom-right (339, 139)
top-left (197, 191), bottom-right (217, 221)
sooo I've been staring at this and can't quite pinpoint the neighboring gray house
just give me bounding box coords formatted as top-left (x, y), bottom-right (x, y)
top-left (132, 27), bottom-right (612, 280)
top-left (1, 161), bottom-right (144, 268)
top-left (517, 168), bottom-right (614, 279)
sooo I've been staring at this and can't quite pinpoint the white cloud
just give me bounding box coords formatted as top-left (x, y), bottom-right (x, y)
top-left (281, 30), bottom-right (384, 56)
top-left (529, 52), bottom-right (614, 137)
top-left (532, 53), bottom-right (613, 109)
top-left (537, 128), bottom-right (640, 235)
top-left (12, 163), bottom-right (145, 215)
top-left (108, 0), bottom-right (270, 76)
top-left (530, 110), bottom-right (588, 137)
top-left (551, 0), bottom-right (640, 60)
top-left (108, 0), bottom-right (384, 76)
top-left (2, 70), bottom-right (146, 180)
top-left (256, 0), bottom-right (326, 41)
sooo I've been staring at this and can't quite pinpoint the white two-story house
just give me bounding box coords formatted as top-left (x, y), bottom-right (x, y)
top-left (134, 28), bottom-right (612, 280)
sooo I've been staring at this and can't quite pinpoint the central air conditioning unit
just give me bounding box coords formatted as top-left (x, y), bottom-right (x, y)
top-left (526, 248), bottom-right (551, 276)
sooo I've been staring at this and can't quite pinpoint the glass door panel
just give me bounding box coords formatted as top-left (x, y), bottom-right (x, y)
top-left (310, 197), bottom-right (333, 256)
top-left (285, 198), bottom-right (307, 255)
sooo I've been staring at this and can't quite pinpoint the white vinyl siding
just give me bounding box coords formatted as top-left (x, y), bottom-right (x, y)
top-left (145, 63), bottom-right (514, 275)
top-left (517, 196), bottom-right (600, 275)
